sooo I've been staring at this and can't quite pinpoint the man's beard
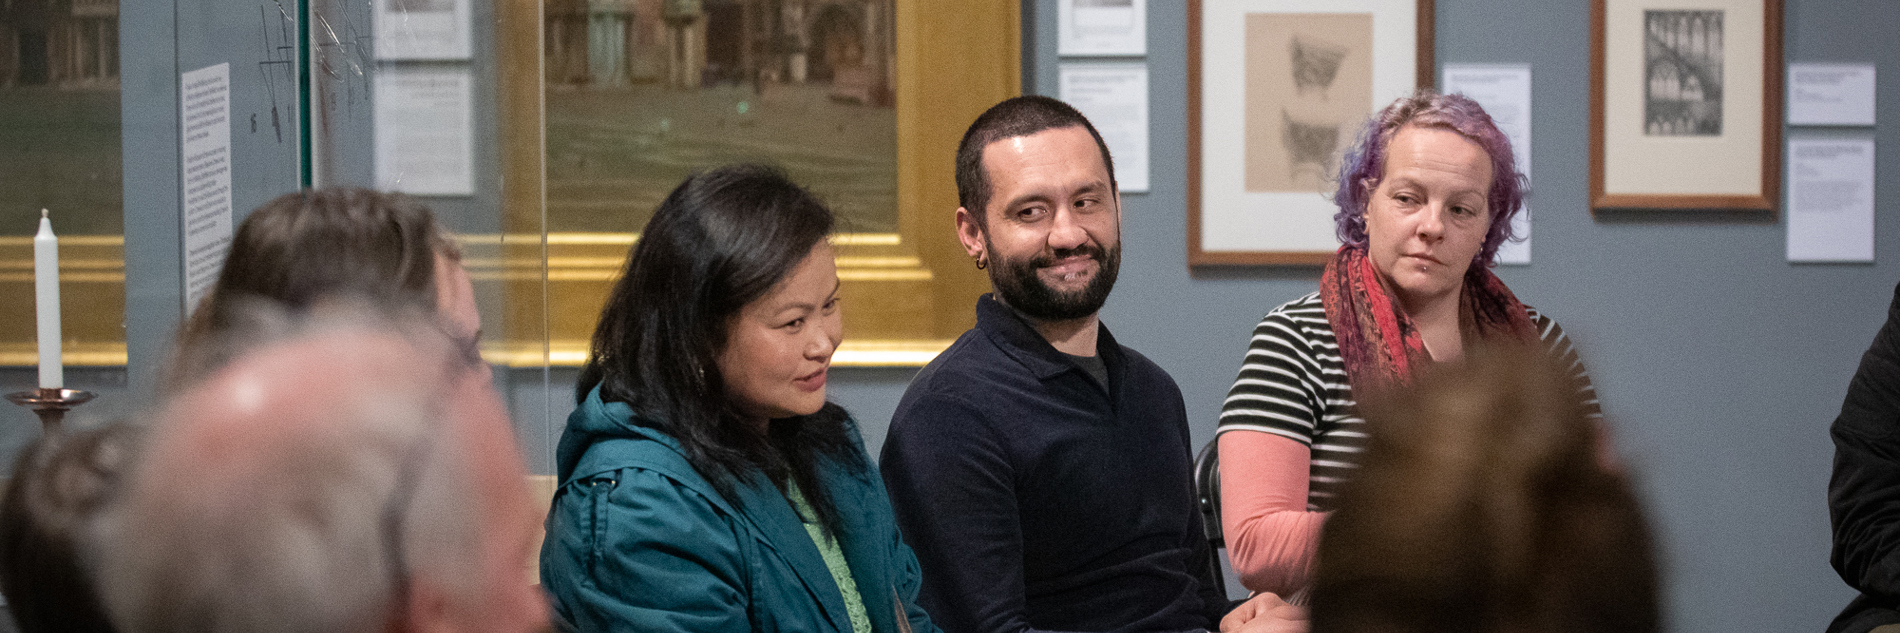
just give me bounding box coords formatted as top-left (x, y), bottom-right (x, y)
top-left (986, 239), bottom-right (1121, 321)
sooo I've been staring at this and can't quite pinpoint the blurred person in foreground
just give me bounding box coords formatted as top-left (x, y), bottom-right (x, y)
top-left (1829, 279), bottom-right (1900, 633)
top-left (1305, 344), bottom-right (1658, 633)
top-left (539, 164), bottom-right (936, 633)
top-left (1215, 90), bottom-right (1601, 600)
top-left (0, 423), bottom-right (140, 633)
top-left (0, 187), bottom-right (481, 633)
top-left (92, 308), bottom-right (547, 633)
top-left (168, 187), bottom-right (482, 386)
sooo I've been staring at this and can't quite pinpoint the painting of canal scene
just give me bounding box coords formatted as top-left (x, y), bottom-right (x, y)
top-left (544, 0), bottom-right (897, 234)
top-left (0, 0), bottom-right (123, 358)
top-left (0, 0), bottom-right (121, 236)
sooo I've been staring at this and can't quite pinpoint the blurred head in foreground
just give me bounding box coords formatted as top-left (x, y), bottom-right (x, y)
top-left (1311, 344), bottom-right (1658, 633)
top-left (170, 187), bottom-right (480, 387)
top-left (96, 306), bottom-right (544, 633)
top-left (0, 423), bottom-right (141, 633)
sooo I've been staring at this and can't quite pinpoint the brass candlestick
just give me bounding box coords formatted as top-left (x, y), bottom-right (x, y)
top-left (6, 388), bottom-right (96, 432)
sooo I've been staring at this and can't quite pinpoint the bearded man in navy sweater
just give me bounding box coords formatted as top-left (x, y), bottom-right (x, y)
top-left (879, 96), bottom-right (1302, 633)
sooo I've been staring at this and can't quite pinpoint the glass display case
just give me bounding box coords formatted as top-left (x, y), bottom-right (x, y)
top-left (0, 0), bottom-right (1019, 475)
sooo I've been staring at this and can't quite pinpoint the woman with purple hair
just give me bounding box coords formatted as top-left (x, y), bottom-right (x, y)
top-left (1212, 90), bottom-right (1604, 601)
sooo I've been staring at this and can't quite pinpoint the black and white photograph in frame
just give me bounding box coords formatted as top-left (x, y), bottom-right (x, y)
top-left (1590, 0), bottom-right (1780, 213)
top-left (1643, 10), bottom-right (1723, 136)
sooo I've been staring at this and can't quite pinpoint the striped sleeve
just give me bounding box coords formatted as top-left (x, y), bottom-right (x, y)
top-left (1526, 307), bottom-right (1604, 420)
top-left (1219, 293), bottom-right (1336, 446)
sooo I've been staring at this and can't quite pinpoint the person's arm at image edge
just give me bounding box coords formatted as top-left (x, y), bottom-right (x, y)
top-left (1832, 284), bottom-right (1900, 599)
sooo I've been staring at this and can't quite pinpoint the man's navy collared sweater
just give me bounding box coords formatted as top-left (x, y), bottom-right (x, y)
top-left (881, 295), bottom-right (1228, 633)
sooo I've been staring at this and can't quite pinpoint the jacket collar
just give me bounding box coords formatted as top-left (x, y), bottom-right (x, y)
top-left (560, 387), bottom-right (862, 632)
top-left (975, 293), bottom-right (1122, 383)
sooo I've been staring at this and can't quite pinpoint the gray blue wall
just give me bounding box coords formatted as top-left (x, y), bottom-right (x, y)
top-left (828, 0), bottom-right (1891, 629)
top-left (0, 0), bottom-right (1887, 630)
top-left (1003, 1), bottom-right (1885, 630)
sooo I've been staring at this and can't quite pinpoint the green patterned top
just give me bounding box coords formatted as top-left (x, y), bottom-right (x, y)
top-left (788, 482), bottom-right (874, 633)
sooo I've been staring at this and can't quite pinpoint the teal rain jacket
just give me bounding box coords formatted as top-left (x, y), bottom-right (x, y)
top-left (540, 387), bottom-right (939, 633)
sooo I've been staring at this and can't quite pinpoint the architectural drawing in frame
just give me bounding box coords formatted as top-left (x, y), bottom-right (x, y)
top-left (1243, 12), bottom-right (1373, 196)
top-left (1591, 0), bottom-right (1780, 214)
top-left (1190, 0), bottom-right (1432, 266)
top-left (1643, 10), bottom-right (1723, 137)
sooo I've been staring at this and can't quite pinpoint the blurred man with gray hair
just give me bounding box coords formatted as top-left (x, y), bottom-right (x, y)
top-left (92, 314), bottom-right (547, 633)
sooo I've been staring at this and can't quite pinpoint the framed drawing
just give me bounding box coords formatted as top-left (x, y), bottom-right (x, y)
top-left (1189, 0), bottom-right (1433, 266)
top-left (1590, 0), bottom-right (1782, 213)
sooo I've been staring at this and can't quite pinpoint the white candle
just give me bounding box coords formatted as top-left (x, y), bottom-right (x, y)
top-left (34, 209), bottom-right (61, 390)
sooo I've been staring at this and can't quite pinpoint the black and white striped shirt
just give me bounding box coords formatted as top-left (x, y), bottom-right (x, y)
top-left (1216, 292), bottom-right (1602, 509)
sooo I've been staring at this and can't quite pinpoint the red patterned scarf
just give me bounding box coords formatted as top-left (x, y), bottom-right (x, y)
top-left (1320, 246), bottom-right (1538, 393)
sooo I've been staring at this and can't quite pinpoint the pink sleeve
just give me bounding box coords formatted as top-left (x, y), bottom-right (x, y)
top-left (1217, 430), bottom-right (1326, 596)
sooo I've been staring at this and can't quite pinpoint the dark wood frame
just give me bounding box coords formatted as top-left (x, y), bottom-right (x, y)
top-left (1589, 0), bottom-right (1782, 214)
top-left (1187, 0), bottom-right (1434, 266)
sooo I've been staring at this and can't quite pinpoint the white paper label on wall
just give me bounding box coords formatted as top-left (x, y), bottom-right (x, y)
top-left (1787, 64), bottom-right (1876, 127)
top-left (180, 62), bottom-right (233, 312)
top-left (375, 0), bottom-right (471, 60)
top-left (1787, 137), bottom-right (1875, 263)
top-left (1442, 64), bottom-right (1532, 265)
top-left (1060, 63), bottom-right (1150, 193)
top-left (375, 67), bottom-right (475, 196)
top-left (1059, 0), bottom-right (1146, 56)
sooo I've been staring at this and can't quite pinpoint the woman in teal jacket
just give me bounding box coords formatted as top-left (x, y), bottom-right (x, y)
top-left (540, 164), bottom-right (937, 633)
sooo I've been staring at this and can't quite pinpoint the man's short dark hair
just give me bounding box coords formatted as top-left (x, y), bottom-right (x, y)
top-left (954, 96), bottom-right (1117, 225)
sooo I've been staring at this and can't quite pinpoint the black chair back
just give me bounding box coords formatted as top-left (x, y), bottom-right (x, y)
top-left (1193, 437), bottom-right (1227, 597)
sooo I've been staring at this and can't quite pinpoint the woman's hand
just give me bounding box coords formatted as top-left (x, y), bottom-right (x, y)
top-left (1219, 592), bottom-right (1309, 633)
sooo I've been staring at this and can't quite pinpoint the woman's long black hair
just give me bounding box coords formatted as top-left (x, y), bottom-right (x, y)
top-left (578, 164), bottom-right (866, 532)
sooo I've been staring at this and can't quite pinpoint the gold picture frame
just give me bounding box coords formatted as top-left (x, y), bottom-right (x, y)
top-left (0, 0), bottom-right (1018, 370)
top-left (506, 0), bottom-right (1018, 367)
top-left (0, 236), bottom-right (124, 366)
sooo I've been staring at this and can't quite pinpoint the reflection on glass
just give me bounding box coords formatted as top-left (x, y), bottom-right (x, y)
top-left (1, 0), bottom-right (121, 233)
top-left (0, 0), bottom-right (124, 363)
top-left (543, 0), bottom-right (897, 234)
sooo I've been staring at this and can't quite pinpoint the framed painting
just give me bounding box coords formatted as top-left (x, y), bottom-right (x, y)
top-left (1590, 0), bottom-right (1782, 214)
top-left (0, 0), bottom-right (124, 367)
top-left (1188, 0), bottom-right (1433, 266)
top-left (502, 0), bottom-right (1015, 367)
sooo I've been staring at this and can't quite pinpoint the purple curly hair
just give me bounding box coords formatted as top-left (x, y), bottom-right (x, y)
top-left (1332, 90), bottom-right (1526, 268)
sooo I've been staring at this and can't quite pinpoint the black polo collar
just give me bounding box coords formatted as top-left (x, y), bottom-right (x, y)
top-left (973, 293), bottom-right (1122, 383)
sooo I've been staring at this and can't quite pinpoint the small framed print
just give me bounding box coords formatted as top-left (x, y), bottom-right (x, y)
top-left (1590, 0), bottom-right (1783, 214)
top-left (1189, 0), bottom-right (1434, 265)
